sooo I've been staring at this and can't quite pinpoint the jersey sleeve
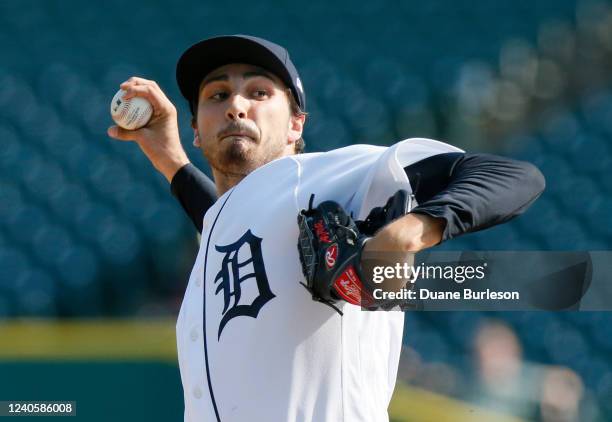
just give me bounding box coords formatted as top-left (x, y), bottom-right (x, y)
top-left (404, 152), bottom-right (545, 241)
top-left (170, 163), bottom-right (217, 233)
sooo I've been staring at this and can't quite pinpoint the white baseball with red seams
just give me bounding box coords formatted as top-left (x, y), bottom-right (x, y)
top-left (110, 89), bottom-right (153, 130)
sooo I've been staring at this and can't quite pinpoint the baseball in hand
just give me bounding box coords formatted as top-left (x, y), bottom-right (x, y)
top-left (110, 89), bottom-right (153, 130)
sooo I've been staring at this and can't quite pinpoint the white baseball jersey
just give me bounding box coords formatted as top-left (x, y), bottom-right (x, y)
top-left (176, 138), bottom-right (462, 422)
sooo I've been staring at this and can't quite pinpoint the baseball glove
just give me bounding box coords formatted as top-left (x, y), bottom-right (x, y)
top-left (297, 190), bottom-right (411, 312)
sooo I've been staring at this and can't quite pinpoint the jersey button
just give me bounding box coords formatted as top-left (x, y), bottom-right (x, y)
top-left (193, 386), bottom-right (202, 399)
top-left (195, 277), bottom-right (202, 287)
top-left (190, 327), bottom-right (199, 341)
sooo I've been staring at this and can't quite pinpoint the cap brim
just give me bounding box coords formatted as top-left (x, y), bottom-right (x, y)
top-left (176, 35), bottom-right (294, 113)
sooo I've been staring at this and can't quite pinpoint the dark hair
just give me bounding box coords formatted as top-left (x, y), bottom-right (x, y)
top-left (287, 88), bottom-right (307, 154)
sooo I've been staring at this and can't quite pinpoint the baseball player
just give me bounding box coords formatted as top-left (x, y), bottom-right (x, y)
top-left (108, 35), bottom-right (545, 422)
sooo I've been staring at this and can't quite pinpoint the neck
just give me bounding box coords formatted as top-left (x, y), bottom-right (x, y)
top-left (211, 167), bottom-right (249, 196)
top-left (211, 144), bottom-right (297, 196)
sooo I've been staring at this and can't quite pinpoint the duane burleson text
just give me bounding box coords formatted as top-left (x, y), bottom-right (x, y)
top-left (373, 288), bottom-right (520, 301)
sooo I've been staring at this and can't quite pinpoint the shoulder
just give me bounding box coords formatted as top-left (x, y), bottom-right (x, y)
top-left (289, 144), bottom-right (385, 165)
top-left (293, 138), bottom-right (462, 162)
top-left (289, 138), bottom-right (463, 180)
top-left (389, 138), bottom-right (464, 166)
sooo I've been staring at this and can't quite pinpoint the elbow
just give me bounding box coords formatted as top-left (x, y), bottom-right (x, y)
top-left (525, 161), bottom-right (546, 197)
top-left (512, 159), bottom-right (545, 198)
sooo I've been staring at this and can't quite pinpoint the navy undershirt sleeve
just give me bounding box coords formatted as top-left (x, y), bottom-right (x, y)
top-left (404, 153), bottom-right (545, 241)
top-left (170, 163), bottom-right (217, 233)
top-left (169, 153), bottom-right (546, 241)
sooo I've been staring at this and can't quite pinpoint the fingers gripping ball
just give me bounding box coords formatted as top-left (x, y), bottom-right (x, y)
top-left (110, 89), bottom-right (153, 130)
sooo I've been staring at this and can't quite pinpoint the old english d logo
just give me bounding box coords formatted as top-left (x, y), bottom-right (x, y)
top-left (214, 230), bottom-right (275, 339)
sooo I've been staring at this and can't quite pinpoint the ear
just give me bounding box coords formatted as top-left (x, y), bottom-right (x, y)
top-left (287, 113), bottom-right (306, 144)
top-left (191, 118), bottom-right (201, 147)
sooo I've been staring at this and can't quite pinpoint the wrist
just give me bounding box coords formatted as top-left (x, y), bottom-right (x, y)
top-left (406, 213), bottom-right (445, 250)
top-left (159, 154), bottom-right (191, 183)
top-left (369, 213), bottom-right (445, 253)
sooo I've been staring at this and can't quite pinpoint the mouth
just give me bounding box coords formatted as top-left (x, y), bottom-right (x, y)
top-left (220, 133), bottom-right (254, 141)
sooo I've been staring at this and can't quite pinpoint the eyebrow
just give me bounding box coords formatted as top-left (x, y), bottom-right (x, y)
top-left (200, 70), bottom-right (276, 90)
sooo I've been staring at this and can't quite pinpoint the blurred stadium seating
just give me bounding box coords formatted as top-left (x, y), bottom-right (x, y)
top-left (1, 0), bottom-right (611, 420)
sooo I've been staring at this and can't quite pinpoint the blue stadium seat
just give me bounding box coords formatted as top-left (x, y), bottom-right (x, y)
top-left (343, 97), bottom-right (392, 144)
top-left (545, 218), bottom-right (590, 250)
top-left (139, 201), bottom-right (186, 244)
top-left (544, 325), bottom-right (590, 366)
top-left (534, 154), bottom-right (574, 195)
top-left (0, 124), bottom-right (23, 176)
top-left (471, 223), bottom-right (522, 249)
top-left (410, 328), bottom-right (451, 363)
top-left (566, 134), bottom-right (612, 175)
top-left (38, 63), bottom-right (79, 105)
top-left (303, 116), bottom-right (351, 151)
top-left (46, 182), bottom-right (91, 228)
top-left (0, 181), bottom-right (24, 222)
top-left (445, 312), bottom-right (483, 349)
top-left (106, 136), bottom-right (151, 169)
top-left (585, 197), bottom-right (612, 238)
top-left (0, 246), bottom-right (29, 296)
top-left (0, 294), bottom-right (10, 317)
top-left (87, 155), bottom-right (135, 202)
top-left (55, 244), bottom-right (100, 290)
top-left (97, 218), bottom-right (142, 265)
top-left (596, 372), bottom-right (612, 401)
top-left (552, 176), bottom-right (600, 217)
top-left (72, 200), bottom-right (142, 264)
top-left (37, 123), bottom-right (78, 159)
top-left (0, 73), bottom-right (37, 126)
top-left (588, 318), bottom-right (612, 352)
top-left (388, 73), bottom-right (430, 108)
top-left (540, 108), bottom-right (581, 146)
top-left (574, 355), bottom-right (610, 389)
top-left (32, 223), bottom-right (74, 266)
top-left (21, 157), bottom-right (67, 204)
top-left (23, 104), bottom-right (63, 147)
top-left (513, 312), bottom-right (556, 352)
top-left (580, 91), bottom-right (612, 135)
top-left (5, 203), bottom-right (50, 248)
top-left (319, 74), bottom-right (364, 117)
top-left (361, 57), bottom-right (408, 101)
top-left (14, 268), bottom-right (58, 317)
top-left (55, 244), bottom-right (104, 316)
top-left (517, 196), bottom-right (559, 232)
top-left (78, 87), bottom-right (109, 135)
top-left (62, 138), bottom-right (113, 181)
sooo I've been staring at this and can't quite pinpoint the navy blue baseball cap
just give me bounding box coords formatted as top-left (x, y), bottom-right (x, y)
top-left (176, 34), bottom-right (306, 115)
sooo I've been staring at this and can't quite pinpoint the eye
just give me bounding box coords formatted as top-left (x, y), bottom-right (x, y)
top-left (209, 91), bottom-right (229, 101)
top-left (252, 89), bottom-right (269, 99)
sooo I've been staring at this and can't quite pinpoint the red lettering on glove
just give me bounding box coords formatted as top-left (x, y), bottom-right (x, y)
top-left (314, 220), bottom-right (331, 243)
top-left (333, 265), bottom-right (374, 307)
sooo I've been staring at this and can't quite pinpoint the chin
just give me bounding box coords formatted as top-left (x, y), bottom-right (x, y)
top-left (220, 139), bottom-right (256, 169)
top-left (228, 138), bottom-right (253, 158)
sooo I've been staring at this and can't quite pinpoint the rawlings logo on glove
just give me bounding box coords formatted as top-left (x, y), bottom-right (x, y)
top-left (325, 244), bottom-right (338, 268)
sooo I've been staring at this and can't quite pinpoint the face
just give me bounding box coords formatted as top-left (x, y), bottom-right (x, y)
top-left (193, 63), bottom-right (304, 178)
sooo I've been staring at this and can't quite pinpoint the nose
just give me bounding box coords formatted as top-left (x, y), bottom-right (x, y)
top-left (225, 94), bottom-right (249, 121)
